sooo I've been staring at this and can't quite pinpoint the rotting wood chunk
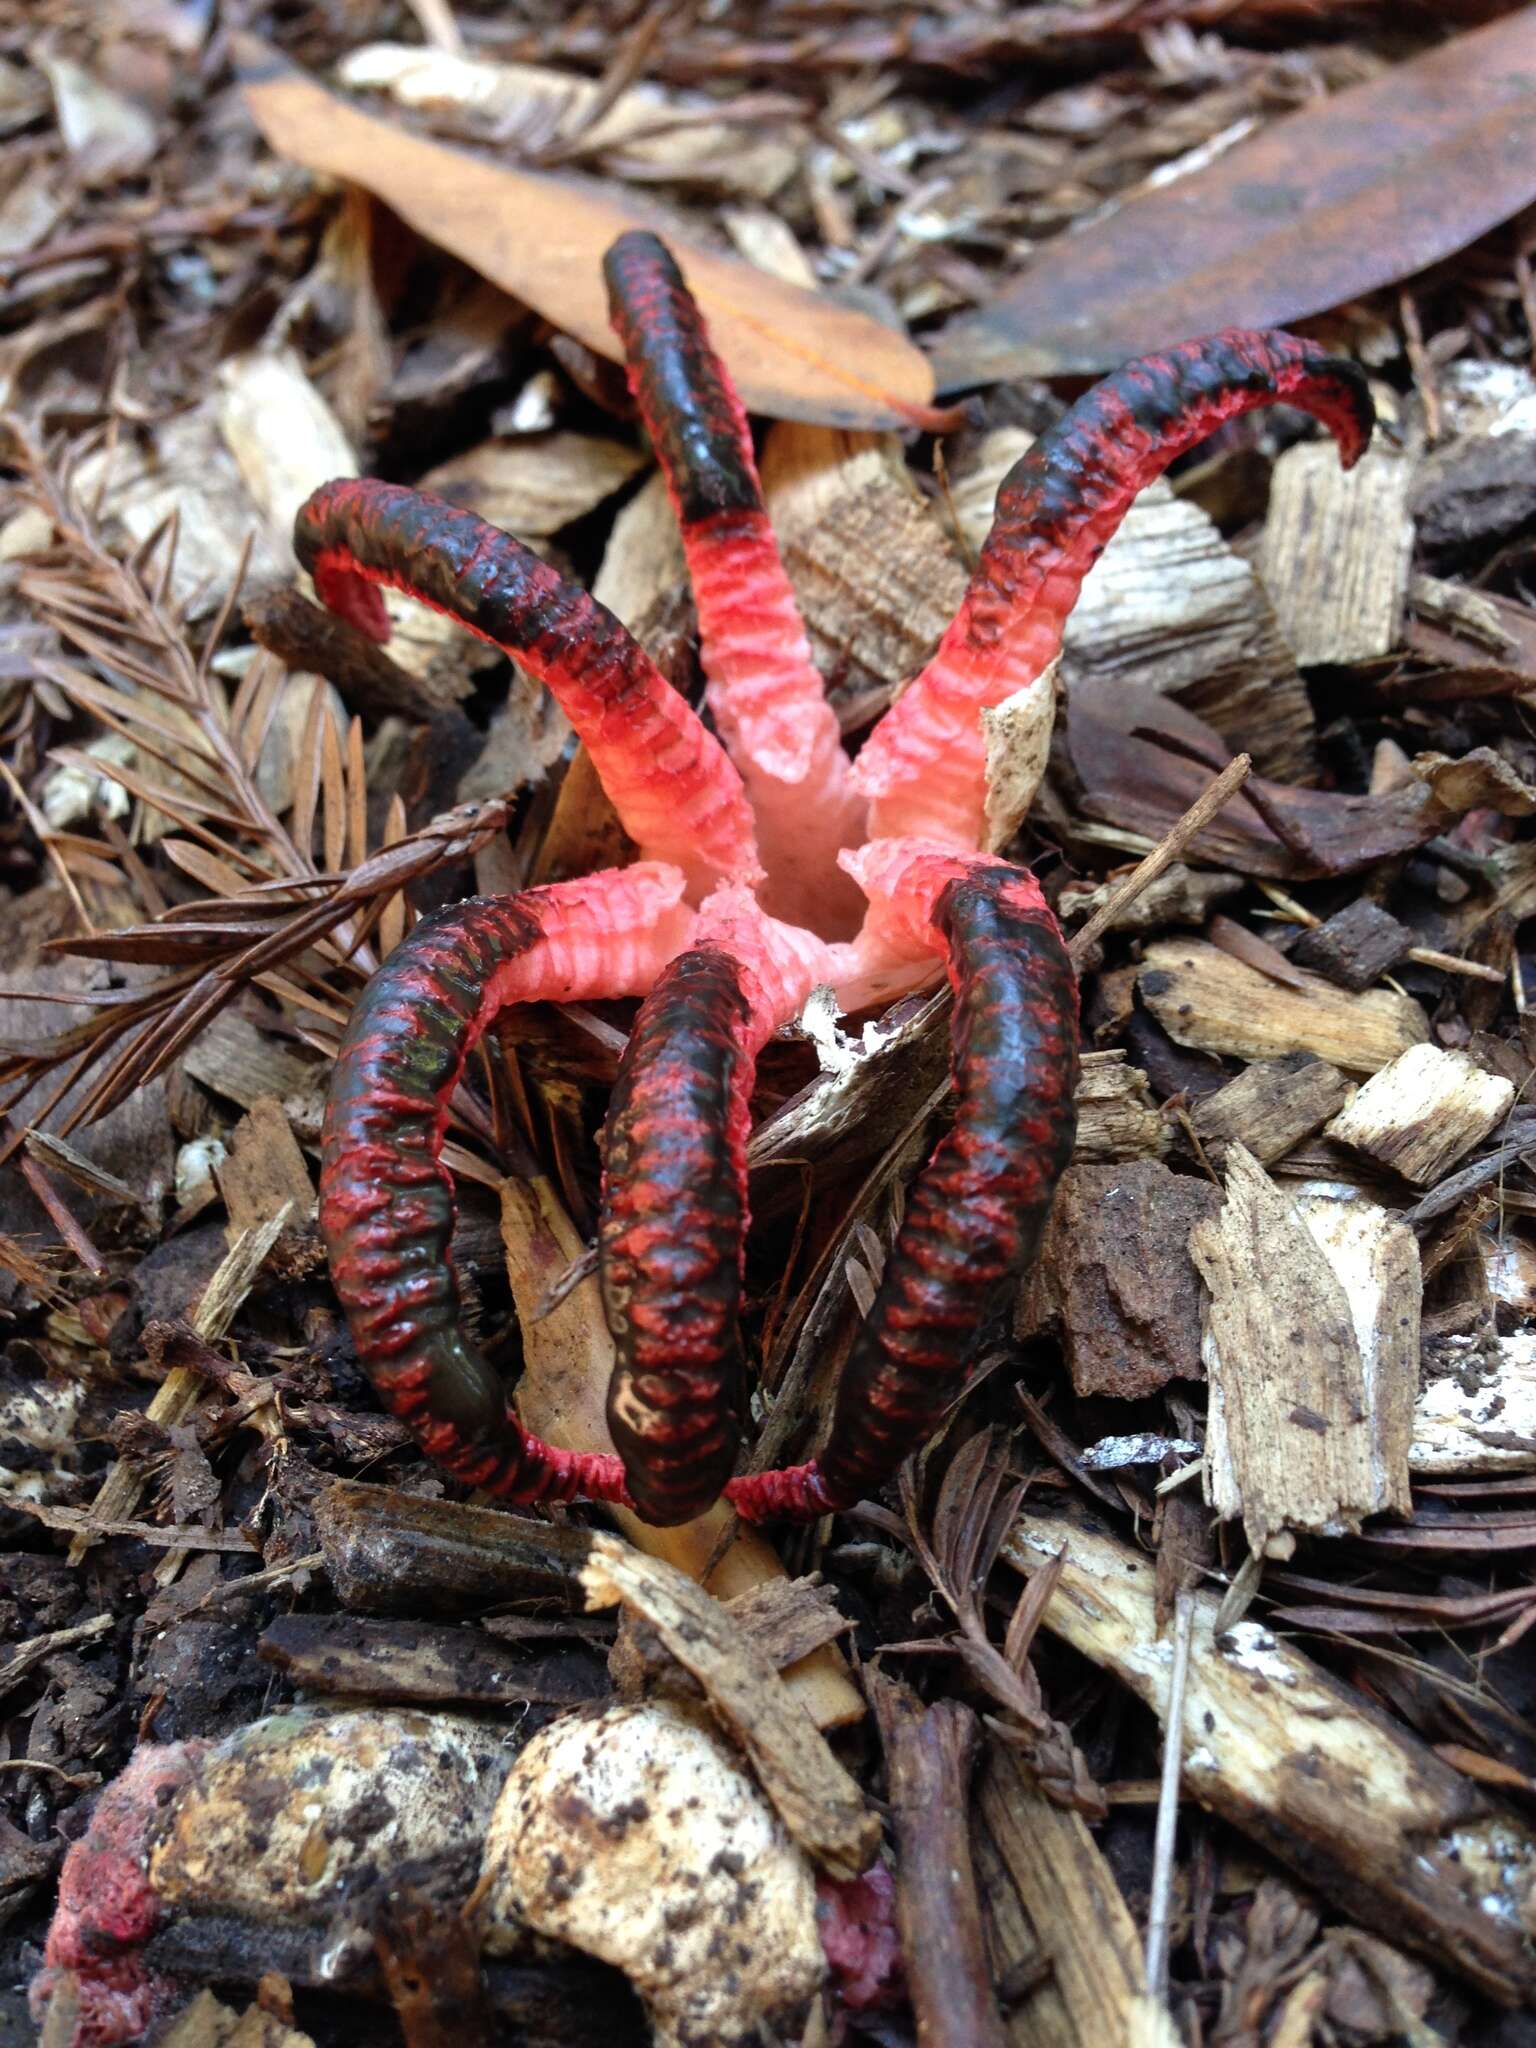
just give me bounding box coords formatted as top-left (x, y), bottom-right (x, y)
top-left (1291, 899), bottom-right (1412, 991)
top-left (1259, 438), bottom-right (1412, 665)
top-left (1194, 1151), bottom-right (1416, 1549)
top-left (1190, 1051), bottom-right (1351, 1167)
top-left (1327, 1043), bottom-right (1515, 1184)
top-left (1020, 1160), bottom-right (1217, 1397)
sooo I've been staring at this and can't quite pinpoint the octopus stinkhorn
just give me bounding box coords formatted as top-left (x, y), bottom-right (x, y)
top-left (303, 231), bottom-right (1372, 1526)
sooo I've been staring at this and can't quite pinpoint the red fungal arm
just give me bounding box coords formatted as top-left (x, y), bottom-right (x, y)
top-left (601, 947), bottom-right (754, 1524)
top-left (601, 885), bottom-right (836, 1523)
top-left (318, 866), bottom-right (695, 1508)
top-left (853, 330), bottom-right (1375, 848)
top-left (604, 231), bottom-right (865, 930)
top-left (728, 856), bottom-right (1079, 1522)
top-left (295, 478), bottom-right (760, 897)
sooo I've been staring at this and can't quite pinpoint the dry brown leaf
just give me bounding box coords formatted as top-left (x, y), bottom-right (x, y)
top-left (236, 36), bottom-right (938, 430)
top-left (932, 12), bottom-right (1536, 385)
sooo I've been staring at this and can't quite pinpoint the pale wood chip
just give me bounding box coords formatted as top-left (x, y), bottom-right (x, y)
top-left (1327, 1043), bottom-right (1515, 1184)
top-left (1139, 938), bottom-right (1427, 1074)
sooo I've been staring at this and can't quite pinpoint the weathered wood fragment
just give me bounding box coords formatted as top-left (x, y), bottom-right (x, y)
top-left (1259, 441), bottom-right (1413, 664)
top-left (1020, 1160), bottom-right (1216, 1396)
top-left (975, 1743), bottom-right (1181, 2048)
top-left (216, 1095), bottom-right (316, 1238)
top-left (1139, 939), bottom-right (1427, 1074)
top-left (1189, 1052), bottom-right (1351, 1167)
top-left (1327, 1043), bottom-right (1515, 1184)
top-left (952, 428), bottom-right (1317, 777)
top-left (872, 1682), bottom-right (1004, 2048)
top-left (1413, 1331), bottom-right (1536, 1474)
top-left (762, 423), bottom-right (967, 716)
top-left (1003, 1506), bottom-right (1536, 2006)
top-left (1195, 1153), bottom-right (1416, 1547)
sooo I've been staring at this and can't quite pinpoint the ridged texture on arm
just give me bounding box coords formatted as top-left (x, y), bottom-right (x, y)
top-left (728, 862), bottom-right (1079, 1522)
top-left (604, 231), bottom-right (864, 927)
top-left (319, 867), bottom-right (695, 1506)
top-left (295, 478), bottom-right (760, 896)
top-left (852, 331), bottom-right (1374, 848)
top-left (601, 885), bottom-right (836, 1522)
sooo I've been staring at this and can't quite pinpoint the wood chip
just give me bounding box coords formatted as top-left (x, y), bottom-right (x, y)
top-left (1139, 938), bottom-right (1428, 1075)
top-left (762, 424), bottom-right (966, 717)
top-left (953, 428), bottom-right (1317, 777)
top-left (1003, 1506), bottom-right (1536, 2006)
top-left (1413, 1331), bottom-right (1536, 1474)
top-left (578, 1534), bottom-right (880, 1881)
top-left (977, 1742), bottom-right (1179, 2048)
top-left (1291, 898), bottom-right (1412, 991)
top-left (417, 431), bottom-right (646, 539)
top-left (1189, 1052), bottom-right (1352, 1167)
top-left (1326, 1043), bottom-right (1515, 1184)
top-left (1020, 1161), bottom-right (1217, 1397)
top-left (1259, 441), bottom-right (1413, 665)
top-left (1194, 1154), bottom-right (1416, 1548)
top-left (214, 1095), bottom-right (316, 1238)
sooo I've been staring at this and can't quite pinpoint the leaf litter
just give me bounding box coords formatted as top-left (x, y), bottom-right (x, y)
top-left (4, 4), bottom-right (1536, 2045)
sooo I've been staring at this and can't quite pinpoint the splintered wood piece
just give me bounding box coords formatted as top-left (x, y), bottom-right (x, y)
top-left (1002, 1507), bottom-right (1536, 2007)
top-left (976, 1744), bottom-right (1179, 2048)
top-left (579, 1535), bottom-right (880, 1881)
top-left (66, 1206), bottom-right (292, 1565)
top-left (1259, 441), bottom-right (1413, 665)
top-left (416, 431), bottom-right (646, 540)
top-left (1067, 479), bottom-right (1316, 778)
top-left (1326, 1043), bottom-right (1515, 1184)
top-left (1139, 939), bottom-right (1428, 1075)
top-left (1195, 1153), bottom-right (1416, 1548)
top-left (1189, 1052), bottom-right (1351, 1167)
top-left (215, 1094), bottom-right (316, 1238)
top-left (257, 1611), bottom-right (602, 1708)
top-left (1059, 862), bottom-right (1242, 936)
top-left (1073, 1053), bottom-right (1168, 1163)
top-left (1291, 898), bottom-right (1412, 991)
top-left (952, 429), bottom-right (1316, 777)
top-left (871, 1681), bottom-right (1004, 2048)
top-left (1020, 1161), bottom-right (1217, 1397)
top-left (1414, 1330), bottom-right (1536, 1474)
top-left (761, 423), bottom-right (968, 716)
top-left (499, 1173), bottom-right (864, 1730)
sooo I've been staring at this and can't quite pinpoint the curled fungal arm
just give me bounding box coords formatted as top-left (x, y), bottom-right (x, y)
top-left (727, 859), bottom-right (1079, 1523)
top-left (853, 330), bottom-right (1374, 848)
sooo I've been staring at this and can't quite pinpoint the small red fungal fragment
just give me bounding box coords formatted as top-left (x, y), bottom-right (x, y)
top-left (816, 1864), bottom-right (905, 2015)
top-left (32, 1743), bottom-right (202, 2048)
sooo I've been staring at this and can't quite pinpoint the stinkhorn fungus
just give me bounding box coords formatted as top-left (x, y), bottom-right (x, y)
top-left (304, 228), bottom-right (1372, 1527)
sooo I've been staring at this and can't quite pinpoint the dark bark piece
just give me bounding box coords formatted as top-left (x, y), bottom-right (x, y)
top-left (314, 1480), bottom-right (591, 1617)
top-left (1411, 431), bottom-right (1536, 565)
top-left (242, 586), bottom-right (464, 719)
top-left (1292, 900), bottom-right (1412, 992)
top-left (1190, 1052), bottom-right (1353, 1167)
top-left (257, 1612), bottom-right (605, 1708)
top-left (1019, 1160), bottom-right (1217, 1397)
top-left (873, 1678), bottom-right (1004, 2048)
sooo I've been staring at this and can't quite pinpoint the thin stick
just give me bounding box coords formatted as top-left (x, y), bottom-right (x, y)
top-left (1145, 1589), bottom-right (1195, 2003)
top-left (1070, 754), bottom-right (1252, 964)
